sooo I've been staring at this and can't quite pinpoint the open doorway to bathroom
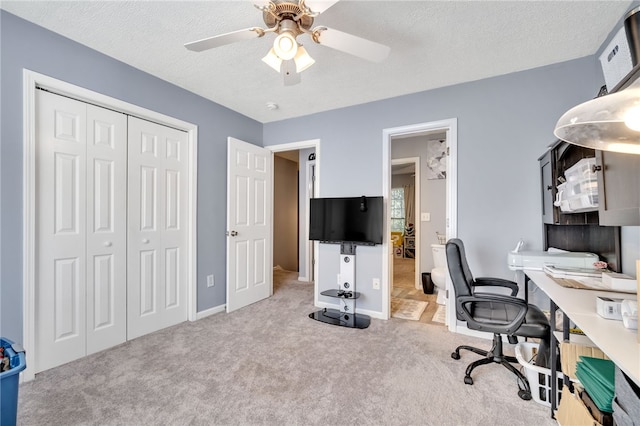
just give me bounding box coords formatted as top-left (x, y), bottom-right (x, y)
top-left (389, 134), bottom-right (448, 325)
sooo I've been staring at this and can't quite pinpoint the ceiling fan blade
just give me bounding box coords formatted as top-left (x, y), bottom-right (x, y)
top-left (314, 27), bottom-right (390, 62)
top-left (304, 0), bottom-right (341, 14)
top-left (281, 60), bottom-right (301, 86)
top-left (185, 28), bottom-right (262, 52)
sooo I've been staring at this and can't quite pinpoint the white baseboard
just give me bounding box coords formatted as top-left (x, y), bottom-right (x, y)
top-left (315, 300), bottom-right (339, 311)
top-left (195, 304), bottom-right (226, 320)
top-left (297, 275), bottom-right (309, 282)
top-left (356, 307), bottom-right (386, 320)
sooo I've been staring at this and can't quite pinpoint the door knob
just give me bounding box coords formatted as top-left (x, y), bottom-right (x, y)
top-left (227, 231), bottom-right (238, 237)
top-left (142, 238), bottom-right (150, 244)
top-left (103, 241), bottom-right (112, 247)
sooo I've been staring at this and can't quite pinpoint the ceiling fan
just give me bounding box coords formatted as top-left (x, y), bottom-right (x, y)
top-left (184, 0), bottom-right (391, 85)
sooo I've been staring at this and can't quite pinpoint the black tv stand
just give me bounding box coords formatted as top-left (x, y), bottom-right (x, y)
top-left (309, 243), bottom-right (371, 329)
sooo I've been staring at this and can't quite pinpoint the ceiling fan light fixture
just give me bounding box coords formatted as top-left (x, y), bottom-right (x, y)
top-left (273, 32), bottom-right (298, 60)
top-left (262, 48), bottom-right (282, 72)
top-left (554, 78), bottom-right (640, 154)
top-left (293, 45), bottom-right (315, 73)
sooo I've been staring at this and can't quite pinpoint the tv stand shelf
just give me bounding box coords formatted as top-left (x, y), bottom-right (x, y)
top-left (309, 243), bottom-right (370, 329)
top-left (309, 308), bottom-right (370, 329)
top-left (320, 289), bottom-right (361, 299)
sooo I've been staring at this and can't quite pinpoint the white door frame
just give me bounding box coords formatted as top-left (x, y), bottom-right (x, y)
top-left (266, 139), bottom-right (320, 300)
top-left (391, 157), bottom-right (421, 290)
top-left (303, 160), bottom-right (316, 282)
top-left (382, 119), bottom-right (457, 331)
top-left (22, 70), bottom-right (198, 381)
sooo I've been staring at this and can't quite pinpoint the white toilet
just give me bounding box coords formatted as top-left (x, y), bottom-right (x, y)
top-left (431, 244), bottom-right (448, 305)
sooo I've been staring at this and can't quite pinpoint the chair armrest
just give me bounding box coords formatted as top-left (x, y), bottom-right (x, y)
top-left (457, 294), bottom-right (528, 335)
top-left (474, 277), bottom-right (519, 296)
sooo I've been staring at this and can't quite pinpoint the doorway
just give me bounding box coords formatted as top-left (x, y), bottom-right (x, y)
top-left (273, 150), bottom-right (302, 275)
top-left (389, 157), bottom-right (440, 323)
top-left (390, 158), bottom-right (420, 290)
top-left (267, 140), bottom-right (320, 299)
top-left (382, 119), bottom-right (458, 330)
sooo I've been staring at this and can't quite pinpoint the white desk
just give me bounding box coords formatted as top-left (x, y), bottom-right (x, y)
top-left (526, 271), bottom-right (639, 414)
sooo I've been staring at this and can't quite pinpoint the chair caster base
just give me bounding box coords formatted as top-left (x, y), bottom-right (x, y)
top-left (518, 390), bottom-right (532, 400)
top-left (464, 376), bottom-right (473, 385)
top-left (451, 352), bottom-right (460, 360)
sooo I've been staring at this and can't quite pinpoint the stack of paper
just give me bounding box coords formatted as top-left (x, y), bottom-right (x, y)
top-left (575, 356), bottom-right (615, 413)
top-left (543, 265), bottom-right (608, 290)
top-left (543, 265), bottom-right (603, 279)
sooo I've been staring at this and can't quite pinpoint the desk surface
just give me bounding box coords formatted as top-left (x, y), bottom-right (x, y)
top-left (526, 270), bottom-right (639, 387)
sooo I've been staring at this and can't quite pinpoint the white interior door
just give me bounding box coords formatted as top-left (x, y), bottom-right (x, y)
top-left (35, 90), bottom-right (127, 372)
top-left (127, 117), bottom-right (188, 339)
top-left (226, 137), bottom-right (272, 312)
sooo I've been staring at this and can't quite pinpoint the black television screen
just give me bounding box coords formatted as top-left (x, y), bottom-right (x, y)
top-left (309, 196), bottom-right (383, 245)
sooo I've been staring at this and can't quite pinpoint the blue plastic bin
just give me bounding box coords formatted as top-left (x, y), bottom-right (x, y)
top-left (1, 338), bottom-right (26, 426)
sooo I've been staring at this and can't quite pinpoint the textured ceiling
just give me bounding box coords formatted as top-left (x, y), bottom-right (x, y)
top-left (1, 1), bottom-right (632, 123)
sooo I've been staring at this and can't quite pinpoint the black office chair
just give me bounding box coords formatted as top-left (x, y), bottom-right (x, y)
top-left (445, 238), bottom-right (551, 400)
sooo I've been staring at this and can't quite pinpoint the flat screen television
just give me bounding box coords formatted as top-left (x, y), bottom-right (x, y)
top-left (309, 196), bottom-right (383, 245)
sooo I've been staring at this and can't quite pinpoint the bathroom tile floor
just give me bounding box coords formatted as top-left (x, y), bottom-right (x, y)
top-left (392, 257), bottom-right (441, 325)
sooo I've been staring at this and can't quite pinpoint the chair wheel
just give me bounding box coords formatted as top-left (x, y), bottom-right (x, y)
top-left (518, 390), bottom-right (532, 401)
top-left (464, 376), bottom-right (473, 385)
top-left (451, 352), bottom-right (460, 360)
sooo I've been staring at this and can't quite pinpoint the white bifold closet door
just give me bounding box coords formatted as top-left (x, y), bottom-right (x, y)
top-left (36, 90), bottom-right (127, 372)
top-left (127, 117), bottom-right (188, 339)
top-left (35, 91), bottom-right (189, 372)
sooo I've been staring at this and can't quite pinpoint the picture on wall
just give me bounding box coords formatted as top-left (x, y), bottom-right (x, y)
top-left (426, 139), bottom-right (447, 180)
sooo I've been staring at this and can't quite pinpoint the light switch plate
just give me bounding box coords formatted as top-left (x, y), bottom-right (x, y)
top-left (421, 212), bottom-right (431, 221)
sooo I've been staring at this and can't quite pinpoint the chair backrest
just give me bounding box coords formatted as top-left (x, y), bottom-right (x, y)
top-left (445, 238), bottom-right (475, 300)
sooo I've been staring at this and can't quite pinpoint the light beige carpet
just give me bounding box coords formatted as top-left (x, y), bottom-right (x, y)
top-left (17, 270), bottom-right (555, 425)
top-left (391, 297), bottom-right (428, 320)
top-left (432, 304), bottom-right (447, 324)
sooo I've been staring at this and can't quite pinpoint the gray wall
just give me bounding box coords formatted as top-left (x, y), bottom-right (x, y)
top-left (392, 174), bottom-right (414, 188)
top-left (263, 57), bottom-right (605, 315)
top-left (0, 11), bottom-right (262, 341)
top-left (274, 156), bottom-right (299, 272)
top-left (392, 136), bottom-right (447, 273)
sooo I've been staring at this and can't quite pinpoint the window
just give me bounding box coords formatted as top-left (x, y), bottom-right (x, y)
top-left (391, 188), bottom-right (405, 233)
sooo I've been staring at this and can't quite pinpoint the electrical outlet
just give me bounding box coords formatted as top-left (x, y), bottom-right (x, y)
top-left (207, 274), bottom-right (215, 288)
top-left (373, 278), bottom-right (380, 290)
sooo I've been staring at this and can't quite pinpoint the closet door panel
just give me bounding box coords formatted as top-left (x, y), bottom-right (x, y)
top-left (86, 104), bottom-right (127, 355)
top-left (128, 117), bottom-right (188, 339)
top-left (36, 90), bottom-right (88, 372)
top-left (162, 130), bottom-right (188, 318)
